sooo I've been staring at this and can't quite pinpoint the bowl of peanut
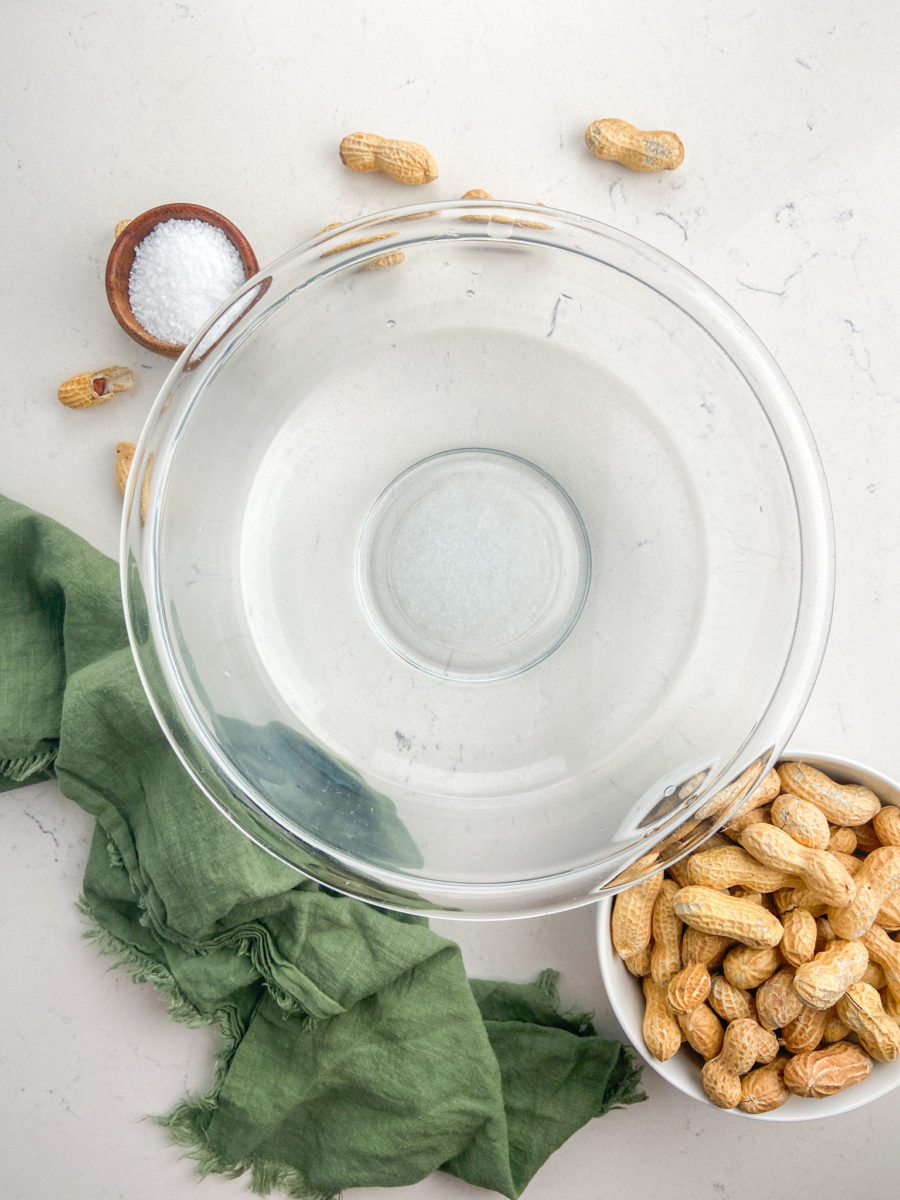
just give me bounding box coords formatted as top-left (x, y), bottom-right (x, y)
top-left (596, 751), bottom-right (900, 1119)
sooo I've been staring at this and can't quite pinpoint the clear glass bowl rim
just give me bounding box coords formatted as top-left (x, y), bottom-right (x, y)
top-left (120, 199), bottom-right (835, 920)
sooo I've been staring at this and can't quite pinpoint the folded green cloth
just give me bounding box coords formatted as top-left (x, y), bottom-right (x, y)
top-left (0, 493), bottom-right (642, 1199)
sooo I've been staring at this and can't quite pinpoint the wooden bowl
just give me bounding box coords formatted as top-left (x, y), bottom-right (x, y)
top-left (105, 203), bottom-right (259, 358)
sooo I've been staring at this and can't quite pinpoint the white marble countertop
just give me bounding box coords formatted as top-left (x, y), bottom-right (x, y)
top-left (2, 2), bottom-right (899, 1197)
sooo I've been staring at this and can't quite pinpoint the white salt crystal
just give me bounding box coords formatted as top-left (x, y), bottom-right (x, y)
top-left (128, 218), bottom-right (246, 345)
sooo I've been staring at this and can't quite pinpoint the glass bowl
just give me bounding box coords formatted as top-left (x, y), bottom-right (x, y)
top-left (595, 750), bottom-right (900, 1120)
top-left (121, 200), bottom-right (834, 918)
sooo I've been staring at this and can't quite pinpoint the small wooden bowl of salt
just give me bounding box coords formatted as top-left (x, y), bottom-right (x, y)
top-left (105, 203), bottom-right (259, 358)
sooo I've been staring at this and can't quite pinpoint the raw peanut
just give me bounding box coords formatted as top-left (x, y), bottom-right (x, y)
top-left (777, 762), bottom-right (881, 826)
top-left (681, 926), bottom-right (733, 968)
top-left (316, 218), bottom-right (408, 267)
top-left (782, 1005), bottom-right (829, 1054)
top-left (758, 890), bottom-right (780, 914)
top-left (642, 977), bottom-right (682, 1061)
top-left (861, 925), bottom-right (900, 1000)
top-left (723, 945), bottom-right (781, 990)
top-left (458, 190), bottom-right (552, 231)
top-left (339, 132), bottom-right (438, 185)
top-left (708, 974), bottom-right (754, 1023)
top-left (675, 1001), bottom-right (723, 1060)
top-left (837, 982), bottom-right (900, 1062)
top-left (755, 1027), bottom-right (788, 1065)
top-left (700, 832), bottom-right (735, 853)
top-left (114, 218), bottom-right (132, 239)
top-left (830, 850), bottom-right (864, 876)
top-left (359, 249), bottom-right (406, 271)
top-left (828, 826), bottom-right (858, 854)
top-left (653, 818), bottom-right (706, 853)
top-left (815, 916), bottom-right (837, 950)
top-left (731, 888), bottom-right (764, 906)
top-left (874, 805), bottom-right (900, 846)
top-left (876, 892), bottom-right (900, 931)
top-left (58, 365), bottom-right (135, 409)
top-left (458, 190), bottom-right (493, 223)
top-left (114, 441), bottom-right (135, 497)
top-left (783, 1041), bottom-right (872, 1097)
top-left (139, 451), bottom-right (154, 526)
top-left (793, 940), bottom-right (869, 1009)
top-left (676, 770), bottom-right (709, 802)
top-left (666, 962), bottom-right (710, 1013)
top-left (607, 850), bottom-right (661, 890)
top-left (676, 768), bottom-right (710, 806)
top-left (770, 793), bottom-right (831, 850)
top-left (721, 767), bottom-right (781, 821)
top-left (701, 1049), bottom-right (745, 1110)
top-left (739, 823), bottom-right (856, 907)
top-left (667, 857), bottom-right (693, 889)
top-left (391, 207), bottom-right (441, 223)
top-left (650, 880), bottom-right (683, 986)
top-left (673, 886), bottom-right (784, 949)
top-left (723, 804), bottom-right (770, 838)
top-left (882, 987), bottom-right (900, 1023)
top-left (823, 1009), bottom-right (852, 1043)
top-left (685, 844), bottom-right (795, 892)
top-left (751, 767), bottom-right (783, 804)
top-left (738, 1057), bottom-right (791, 1114)
top-left (492, 213), bottom-right (552, 231)
top-left (701, 1018), bottom-right (778, 1109)
top-left (623, 943), bottom-right (653, 978)
top-left (497, 215), bottom-right (551, 230)
top-left (780, 907), bottom-right (818, 966)
top-left (854, 823), bottom-right (882, 854)
top-left (774, 885), bottom-right (828, 918)
top-left (863, 961), bottom-right (887, 989)
top-left (698, 766), bottom-right (780, 827)
top-left (611, 872), bottom-right (663, 959)
top-left (827, 845), bottom-right (900, 940)
top-left (319, 231), bottom-right (396, 259)
top-left (584, 118), bottom-right (684, 172)
top-left (756, 967), bottom-right (805, 1031)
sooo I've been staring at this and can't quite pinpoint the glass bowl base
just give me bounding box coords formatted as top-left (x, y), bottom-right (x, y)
top-left (356, 447), bottom-right (591, 681)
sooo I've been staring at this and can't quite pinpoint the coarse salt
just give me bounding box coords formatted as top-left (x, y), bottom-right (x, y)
top-left (128, 218), bottom-right (246, 345)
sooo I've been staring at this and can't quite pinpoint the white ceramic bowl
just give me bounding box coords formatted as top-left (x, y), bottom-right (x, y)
top-left (596, 750), bottom-right (900, 1120)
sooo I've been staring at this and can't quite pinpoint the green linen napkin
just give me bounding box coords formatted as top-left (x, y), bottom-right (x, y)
top-left (0, 493), bottom-right (642, 1199)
